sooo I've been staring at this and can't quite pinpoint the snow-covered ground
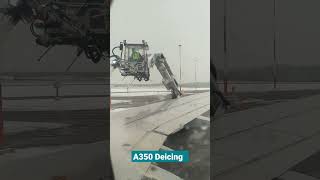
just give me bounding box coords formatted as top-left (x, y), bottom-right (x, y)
top-left (112, 91), bottom-right (172, 97)
top-left (111, 87), bottom-right (210, 97)
top-left (111, 87), bottom-right (209, 92)
top-left (0, 81), bottom-right (210, 110)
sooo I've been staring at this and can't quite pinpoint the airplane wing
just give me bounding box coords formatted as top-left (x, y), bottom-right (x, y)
top-left (213, 94), bottom-right (320, 180)
top-left (110, 92), bottom-right (210, 180)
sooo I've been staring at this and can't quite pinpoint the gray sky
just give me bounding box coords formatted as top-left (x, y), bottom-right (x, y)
top-left (214, 0), bottom-right (320, 70)
top-left (110, 0), bottom-right (210, 84)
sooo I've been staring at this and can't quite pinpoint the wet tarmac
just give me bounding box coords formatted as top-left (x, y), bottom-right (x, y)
top-left (2, 109), bottom-right (108, 149)
top-left (0, 109), bottom-right (112, 180)
top-left (159, 114), bottom-right (210, 180)
top-left (0, 82), bottom-right (112, 180)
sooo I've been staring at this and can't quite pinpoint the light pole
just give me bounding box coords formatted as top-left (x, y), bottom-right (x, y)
top-left (223, 0), bottom-right (229, 94)
top-left (273, 0), bottom-right (278, 89)
top-left (179, 44), bottom-right (182, 92)
top-left (194, 59), bottom-right (197, 91)
top-left (0, 82), bottom-right (3, 144)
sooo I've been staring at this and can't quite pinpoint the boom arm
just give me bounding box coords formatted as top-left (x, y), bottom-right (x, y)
top-left (150, 53), bottom-right (181, 98)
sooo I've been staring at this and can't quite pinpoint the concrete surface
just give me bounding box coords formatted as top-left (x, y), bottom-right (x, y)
top-left (0, 141), bottom-right (112, 180)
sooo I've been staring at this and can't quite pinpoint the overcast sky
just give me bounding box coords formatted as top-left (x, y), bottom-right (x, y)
top-left (110, 0), bottom-right (210, 84)
top-left (213, 0), bottom-right (320, 70)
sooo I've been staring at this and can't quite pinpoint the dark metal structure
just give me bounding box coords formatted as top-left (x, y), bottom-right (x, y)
top-left (1, 0), bottom-right (109, 64)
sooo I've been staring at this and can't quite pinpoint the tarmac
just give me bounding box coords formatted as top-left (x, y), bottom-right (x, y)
top-left (0, 82), bottom-right (112, 180)
top-left (0, 108), bottom-right (111, 180)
